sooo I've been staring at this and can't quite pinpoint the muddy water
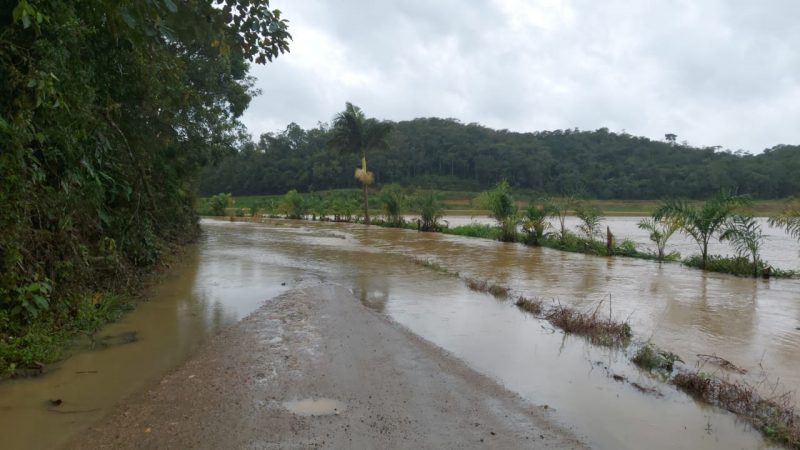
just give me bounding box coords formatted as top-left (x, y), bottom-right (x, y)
top-left (438, 215), bottom-right (800, 269)
top-left (0, 227), bottom-right (303, 449)
top-left (2, 218), bottom-right (798, 449)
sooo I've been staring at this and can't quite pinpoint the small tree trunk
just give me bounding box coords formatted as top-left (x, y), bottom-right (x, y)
top-left (363, 183), bottom-right (370, 225)
top-left (606, 226), bottom-right (614, 255)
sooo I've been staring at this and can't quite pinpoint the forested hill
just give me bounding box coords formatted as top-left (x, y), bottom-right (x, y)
top-left (200, 118), bottom-right (800, 199)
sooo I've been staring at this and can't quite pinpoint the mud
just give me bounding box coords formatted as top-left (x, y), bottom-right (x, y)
top-left (65, 285), bottom-right (584, 449)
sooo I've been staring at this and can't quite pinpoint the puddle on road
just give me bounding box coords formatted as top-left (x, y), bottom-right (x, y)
top-left (283, 398), bottom-right (346, 416)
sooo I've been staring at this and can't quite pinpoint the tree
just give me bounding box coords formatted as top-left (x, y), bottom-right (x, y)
top-left (654, 191), bottom-right (750, 269)
top-left (665, 133), bottom-right (677, 145)
top-left (476, 180), bottom-right (518, 242)
top-left (0, 0), bottom-right (290, 371)
top-left (328, 102), bottom-right (393, 225)
top-left (637, 217), bottom-right (681, 261)
top-left (720, 215), bottom-right (766, 276)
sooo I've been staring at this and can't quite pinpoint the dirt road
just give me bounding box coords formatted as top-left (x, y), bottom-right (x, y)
top-left (66, 281), bottom-right (585, 449)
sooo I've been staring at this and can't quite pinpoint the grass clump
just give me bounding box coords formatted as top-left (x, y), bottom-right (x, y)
top-left (673, 372), bottom-right (800, 448)
top-left (515, 296), bottom-right (544, 315)
top-left (412, 258), bottom-right (458, 277)
top-left (545, 304), bottom-right (632, 347)
top-left (442, 224), bottom-right (500, 240)
top-left (682, 254), bottom-right (798, 278)
top-left (464, 278), bottom-right (509, 298)
top-left (0, 293), bottom-right (131, 377)
top-left (632, 343), bottom-right (681, 374)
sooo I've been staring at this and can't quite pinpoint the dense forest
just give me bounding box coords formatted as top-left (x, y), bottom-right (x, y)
top-left (0, 0), bottom-right (289, 373)
top-left (200, 118), bottom-right (800, 199)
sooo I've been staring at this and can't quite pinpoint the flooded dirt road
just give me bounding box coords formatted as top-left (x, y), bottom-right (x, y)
top-left (2, 218), bottom-right (798, 449)
top-left (67, 284), bottom-right (583, 449)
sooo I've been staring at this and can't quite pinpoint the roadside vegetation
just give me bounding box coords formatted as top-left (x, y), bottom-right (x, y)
top-left (0, 1), bottom-right (290, 377)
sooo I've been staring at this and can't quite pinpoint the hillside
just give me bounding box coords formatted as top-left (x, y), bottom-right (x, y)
top-left (200, 118), bottom-right (800, 199)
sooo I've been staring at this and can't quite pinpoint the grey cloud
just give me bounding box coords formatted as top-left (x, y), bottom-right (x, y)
top-left (242, 0), bottom-right (800, 152)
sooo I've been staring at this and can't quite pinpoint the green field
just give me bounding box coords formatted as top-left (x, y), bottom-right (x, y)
top-left (199, 189), bottom-right (793, 217)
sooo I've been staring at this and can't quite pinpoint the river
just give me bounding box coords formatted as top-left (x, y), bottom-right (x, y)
top-left (1, 217), bottom-right (798, 449)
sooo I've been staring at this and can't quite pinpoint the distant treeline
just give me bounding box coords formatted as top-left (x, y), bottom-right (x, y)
top-left (200, 118), bottom-right (800, 199)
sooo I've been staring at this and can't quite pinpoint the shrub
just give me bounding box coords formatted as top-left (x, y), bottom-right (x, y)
top-left (280, 190), bottom-right (306, 219)
top-left (416, 191), bottom-right (443, 232)
top-left (632, 343), bottom-right (681, 374)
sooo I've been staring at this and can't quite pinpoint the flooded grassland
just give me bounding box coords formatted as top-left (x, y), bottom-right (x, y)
top-left (1, 218), bottom-right (798, 449)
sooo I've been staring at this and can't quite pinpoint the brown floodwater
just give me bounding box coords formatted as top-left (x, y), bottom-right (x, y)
top-left (2, 217), bottom-right (798, 449)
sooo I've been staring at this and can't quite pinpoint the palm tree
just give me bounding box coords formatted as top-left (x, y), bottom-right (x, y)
top-left (637, 217), bottom-right (681, 261)
top-left (477, 180), bottom-right (518, 242)
top-left (417, 191), bottom-right (443, 232)
top-left (522, 198), bottom-right (553, 246)
top-left (328, 102), bottom-right (393, 225)
top-left (720, 215), bottom-right (765, 276)
top-left (549, 194), bottom-right (578, 244)
top-left (768, 205), bottom-right (800, 242)
top-left (576, 206), bottom-right (604, 243)
top-left (654, 191), bottom-right (750, 269)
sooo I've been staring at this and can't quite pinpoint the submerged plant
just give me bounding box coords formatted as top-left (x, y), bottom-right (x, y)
top-left (464, 278), bottom-right (509, 298)
top-left (720, 215), bottom-right (766, 276)
top-left (637, 217), bottom-right (682, 261)
top-left (476, 180), bottom-right (518, 242)
top-left (654, 191), bottom-right (750, 269)
top-left (208, 193), bottom-right (234, 216)
top-left (575, 205), bottom-right (604, 243)
top-left (380, 184), bottom-right (405, 226)
top-left (515, 296), bottom-right (544, 315)
top-left (545, 304), bottom-right (632, 347)
top-left (521, 199), bottom-right (553, 245)
top-left (673, 372), bottom-right (800, 448)
top-left (549, 195), bottom-right (578, 244)
top-left (417, 191), bottom-right (443, 232)
top-left (280, 189), bottom-right (306, 219)
top-left (632, 343), bottom-right (681, 374)
top-left (769, 202), bottom-right (800, 242)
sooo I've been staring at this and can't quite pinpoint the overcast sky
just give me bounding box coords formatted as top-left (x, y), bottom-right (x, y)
top-left (241, 0), bottom-right (800, 153)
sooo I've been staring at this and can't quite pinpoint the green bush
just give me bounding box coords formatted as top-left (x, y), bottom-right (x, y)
top-left (442, 224), bottom-right (500, 239)
top-left (683, 254), bottom-right (768, 277)
top-left (475, 181), bottom-right (518, 242)
top-left (416, 191), bottom-right (443, 231)
top-left (380, 184), bottom-right (406, 226)
top-left (210, 193), bottom-right (234, 216)
top-left (280, 190), bottom-right (306, 219)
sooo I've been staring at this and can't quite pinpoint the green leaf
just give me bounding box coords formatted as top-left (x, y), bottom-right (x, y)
top-left (120, 7), bottom-right (136, 28)
top-left (163, 0), bottom-right (178, 13)
top-left (32, 295), bottom-right (49, 310)
top-left (21, 14), bottom-right (31, 29)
